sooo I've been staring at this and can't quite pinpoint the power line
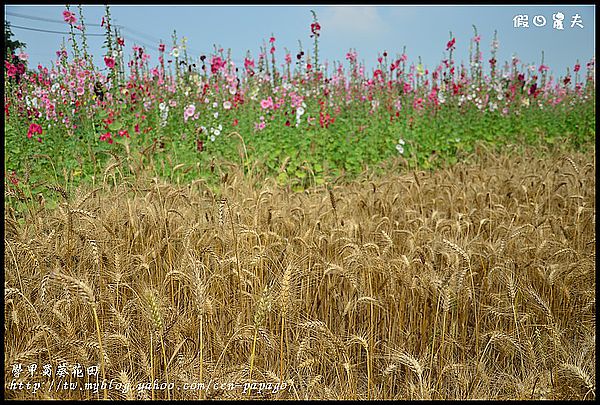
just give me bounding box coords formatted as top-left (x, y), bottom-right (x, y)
top-left (6, 11), bottom-right (122, 28)
top-left (7, 13), bottom-right (158, 50)
top-left (10, 24), bottom-right (106, 36)
top-left (7, 17), bottom-right (245, 66)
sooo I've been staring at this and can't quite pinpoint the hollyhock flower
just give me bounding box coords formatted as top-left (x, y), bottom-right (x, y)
top-left (9, 171), bottom-right (19, 186)
top-left (285, 53), bottom-right (292, 64)
top-left (118, 129), bottom-right (130, 138)
top-left (244, 57), bottom-right (255, 70)
top-left (76, 86), bottom-right (85, 96)
top-left (260, 97), bottom-right (274, 109)
top-left (99, 132), bottom-right (113, 144)
top-left (269, 36), bottom-right (276, 43)
top-left (17, 52), bottom-right (28, 61)
top-left (446, 38), bottom-right (456, 50)
top-left (538, 64), bottom-right (549, 73)
top-left (63, 10), bottom-right (77, 24)
top-left (171, 47), bottom-right (180, 58)
top-left (574, 63), bottom-right (581, 72)
top-left (528, 83), bottom-right (538, 96)
top-left (210, 56), bottom-right (226, 74)
top-left (27, 123), bottom-right (43, 139)
top-left (473, 35), bottom-right (481, 43)
top-left (184, 104), bottom-right (196, 122)
top-left (117, 37), bottom-right (125, 46)
top-left (223, 101), bottom-right (232, 110)
top-left (5, 63), bottom-right (17, 77)
top-left (310, 22), bottom-right (321, 37)
top-left (158, 43), bottom-right (166, 52)
top-left (104, 56), bottom-right (115, 69)
top-left (413, 97), bottom-right (424, 110)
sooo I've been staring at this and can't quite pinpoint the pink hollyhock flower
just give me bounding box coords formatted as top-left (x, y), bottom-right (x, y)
top-left (413, 97), bottom-right (424, 110)
top-left (27, 123), bottom-right (43, 139)
top-left (63, 10), bottom-right (77, 24)
top-left (244, 57), bottom-right (255, 70)
top-left (260, 97), bottom-right (273, 110)
top-left (210, 56), bottom-right (226, 74)
top-left (184, 104), bottom-right (196, 122)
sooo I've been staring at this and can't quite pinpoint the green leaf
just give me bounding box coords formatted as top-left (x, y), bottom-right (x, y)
top-left (108, 121), bottom-right (122, 132)
top-left (277, 172), bottom-right (288, 185)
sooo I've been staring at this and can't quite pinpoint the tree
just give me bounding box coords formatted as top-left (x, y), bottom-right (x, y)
top-left (5, 20), bottom-right (26, 60)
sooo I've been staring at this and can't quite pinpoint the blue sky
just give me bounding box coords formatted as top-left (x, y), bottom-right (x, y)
top-left (5, 4), bottom-right (596, 78)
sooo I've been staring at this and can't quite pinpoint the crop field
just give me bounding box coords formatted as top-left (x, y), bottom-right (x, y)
top-left (5, 146), bottom-right (596, 400)
top-left (3, 6), bottom-right (596, 400)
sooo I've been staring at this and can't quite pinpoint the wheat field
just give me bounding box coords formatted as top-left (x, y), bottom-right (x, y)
top-left (4, 145), bottom-right (595, 400)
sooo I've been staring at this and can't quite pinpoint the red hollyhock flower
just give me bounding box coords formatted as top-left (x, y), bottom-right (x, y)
top-left (310, 22), bottom-right (321, 37)
top-left (446, 38), bottom-right (456, 50)
top-left (529, 83), bottom-right (538, 95)
top-left (99, 132), bottom-right (113, 144)
top-left (104, 56), bottom-right (116, 69)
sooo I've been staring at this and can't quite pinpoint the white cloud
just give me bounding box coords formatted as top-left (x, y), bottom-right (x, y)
top-left (321, 6), bottom-right (390, 40)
